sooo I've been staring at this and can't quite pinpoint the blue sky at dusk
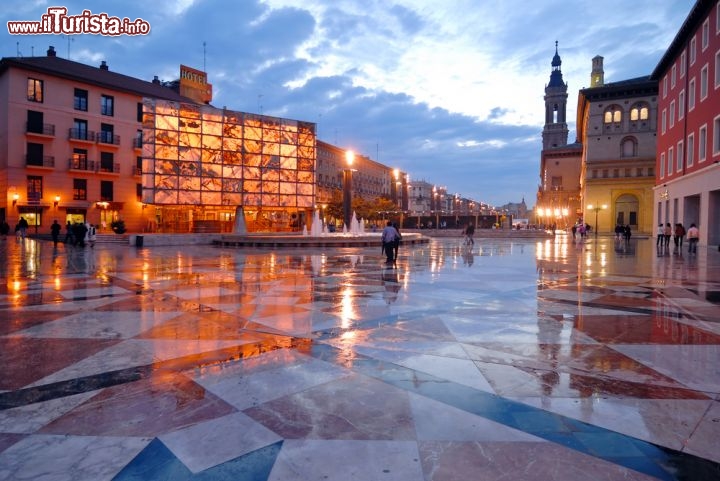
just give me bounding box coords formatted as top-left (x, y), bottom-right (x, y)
top-left (1, 0), bottom-right (693, 207)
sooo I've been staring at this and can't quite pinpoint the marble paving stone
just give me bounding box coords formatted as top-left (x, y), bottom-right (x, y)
top-left (39, 373), bottom-right (237, 437)
top-left (418, 441), bottom-right (659, 481)
top-left (268, 439), bottom-right (424, 481)
top-left (0, 434), bottom-right (150, 481)
top-left (244, 374), bottom-right (416, 440)
top-left (0, 391), bottom-right (98, 433)
top-left (160, 412), bottom-right (282, 473)
top-left (509, 396), bottom-right (714, 455)
top-left (194, 354), bottom-right (351, 410)
top-left (11, 310), bottom-right (183, 340)
top-left (0, 337), bottom-right (120, 390)
top-left (683, 399), bottom-right (720, 463)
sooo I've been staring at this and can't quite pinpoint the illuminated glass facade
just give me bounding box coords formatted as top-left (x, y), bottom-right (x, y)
top-left (141, 99), bottom-right (316, 229)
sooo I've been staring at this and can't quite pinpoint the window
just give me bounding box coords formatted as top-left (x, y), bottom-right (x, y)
top-left (613, 168), bottom-right (619, 178)
top-left (667, 147), bottom-right (674, 176)
top-left (101, 95), bottom-right (114, 116)
top-left (702, 19), bottom-right (709, 51)
top-left (71, 148), bottom-right (88, 170)
top-left (660, 152), bottom-right (665, 178)
top-left (100, 180), bottom-right (114, 201)
top-left (701, 64), bottom-right (709, 100)
top-left (73, 179), bottom-right (87, 200)
top-left (137, 102), bottom-right (143, 122)
top-left (688, 133), bottom-right (695, 167)
top-left (100, 152), bottom-right (115, 172)
top-left (26, 110), bottom-right (44, 134)
top-left (621, 137), bottom-right (637, 157)
top-left (625, 168), bottom-right (631, 177)
top-left (27, 78), bottom-right (43, 102)
top-left (671, 65), bottom-right (677, 88)
top-left (661, 109), bottom-right (667, 134)
top-left (663, 76), bottom-right (668, 98)
top-left (136, 156), bottom-right (142, 175)
top-left (26, 142), bottom-right (44, 166)
top-left (699, 124), bottom-right (707, 162)
top-left (715, 50), bottom-right (720, 89)
top-left (630, 103), bottom-right (649, 121)
top-left (677, 140), bottom-right (684, 173)
top-left (714, 115), bottom-right (720, 156)
top-left (27, 175), bottom-right (43, 200)
top-left (679, 90), bottom-right (685, 120)
top-left (72, 118), bottom-right (89, 140)
top-left (690, 36), bottom-right (696, 65)
top-left (604, 105), bottom-right (622, 124)
top-left (99, 123), bottom-right (115, 144)
top-left (689, 78), bottom-right (696, 111)
top-left (636, 167), bottom-right (643, 177)
top-left (670, 100), bottom-right (675, 129)
top-left (74, 88), bottom-right (88, 111)
top-left (680, 50), bottom-right (686, 77)
top-left (717, 1), bottom-right (720, 33)
top-left (136, 183), bottom-right (142, 200)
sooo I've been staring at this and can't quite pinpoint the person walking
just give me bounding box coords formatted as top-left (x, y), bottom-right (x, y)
top-left (663, 223), bottom-right (672, 249)
top-left (686, 223), bottom-right (699, 254)
top-left (17, 217), bottom-right (29, 239)
top-left (381, 221), bottom-right (400, 264)
top-left (87, 223), bottom-right (97, 248)
top-left (674, 223), bottom-right (686, 252)
top-left (392, 222), bottom-right (402, 261)
top-left (50, 220), bottom-right (61, 246)
top-left (623, 224), bottom-right (632, 242)
top-left (464, 223), bottom-right (475, 245)
top-left (656, 224), bottom-right (664, 248)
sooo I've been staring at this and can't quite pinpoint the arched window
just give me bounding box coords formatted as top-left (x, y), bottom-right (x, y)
top-left (604, 105), bottom-right (622, 124)
top-left (630, 102), bottom-right (650, 121)
top-left (621, 136), bottom-right (638, 157)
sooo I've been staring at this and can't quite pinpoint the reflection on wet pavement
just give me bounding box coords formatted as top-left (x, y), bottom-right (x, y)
top-left (0, 236), bottom-right (718, 480)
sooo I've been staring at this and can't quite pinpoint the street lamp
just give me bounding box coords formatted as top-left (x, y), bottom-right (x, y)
top-left (343, 150), bottom-right (355, 230)
top-left (587, 203), bottom-right (607, 237)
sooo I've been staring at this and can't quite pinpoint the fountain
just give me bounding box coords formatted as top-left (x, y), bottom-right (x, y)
top-left (309, 210), bottom-right (324, 237)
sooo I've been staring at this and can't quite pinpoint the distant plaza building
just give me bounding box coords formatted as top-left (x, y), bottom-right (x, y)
top-left (577, 57), bottom-right (658, 236)
top-left (536, 43), bottom-right (583, 229)
top-left (651, 0), bottom-right (720, 246)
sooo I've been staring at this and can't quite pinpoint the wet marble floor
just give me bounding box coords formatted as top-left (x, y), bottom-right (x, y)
top-left (0, 235), bottom-right (718, 481)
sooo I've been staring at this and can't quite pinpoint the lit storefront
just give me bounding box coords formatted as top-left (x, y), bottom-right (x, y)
top-left (141, 99), bottom-right (316, 233)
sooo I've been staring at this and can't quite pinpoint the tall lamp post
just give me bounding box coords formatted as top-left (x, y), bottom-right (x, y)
top-left (587, 203), bottom-right (607, 237)
top-left (343, 150), bottom-right (355, 230)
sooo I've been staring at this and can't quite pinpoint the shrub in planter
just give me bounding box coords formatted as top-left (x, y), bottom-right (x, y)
top-left (111, 220), bottom-right (126, 234)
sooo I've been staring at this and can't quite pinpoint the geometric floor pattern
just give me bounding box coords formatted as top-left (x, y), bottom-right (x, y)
top-left (0, 235), bottom-right (718, 481)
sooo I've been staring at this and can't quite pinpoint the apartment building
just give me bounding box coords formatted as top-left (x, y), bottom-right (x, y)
top-left (652, 0), bottom-right (720, 246)
top-left (0, 45), bottom-right (198, 233)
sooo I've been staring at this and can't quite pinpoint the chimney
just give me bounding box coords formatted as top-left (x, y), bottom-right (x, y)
top-left (152, 76), bottom-right (161, 85)
top-left (99, 61), bottom-right (108, 70)
top-left (47, 46), bottom-right (56, 57)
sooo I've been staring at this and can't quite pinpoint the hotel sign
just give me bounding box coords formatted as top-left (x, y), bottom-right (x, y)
top-left (179, 64), bottom-right (212, 104)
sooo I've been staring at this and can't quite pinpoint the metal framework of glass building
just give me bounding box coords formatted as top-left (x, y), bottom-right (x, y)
top-left (141, 99), bottom-right (316, 232)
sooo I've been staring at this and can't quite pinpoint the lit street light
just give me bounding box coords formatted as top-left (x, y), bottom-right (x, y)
top-left (587, 203), bottom-right (607, 237)
top-left (343, 150), bottom-right (355, 230)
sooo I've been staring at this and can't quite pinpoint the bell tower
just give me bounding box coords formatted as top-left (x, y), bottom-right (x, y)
top-left (542, 41), bottom-right (569, 149)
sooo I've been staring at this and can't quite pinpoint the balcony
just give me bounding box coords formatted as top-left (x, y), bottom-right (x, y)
top-left (26, 122), bottom-right (55, 137)
top-left (97, 131), bottom-right (121, 146)
top-left (68, 158), bottom-right (96, 172)
top-left (132, 137), bottom-right (143, 149)
top-left (68, 128), bottom-right (95, 142)
top-left (25, 155), bottom-right (55, 168)
top-left (97, 162), bottom-right (121, 174)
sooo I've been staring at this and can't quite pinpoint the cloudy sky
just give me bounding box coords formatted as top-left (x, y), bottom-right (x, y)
top-left (2, 0), bottom-right (693, 207)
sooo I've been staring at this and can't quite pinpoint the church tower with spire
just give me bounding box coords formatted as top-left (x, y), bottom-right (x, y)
top-left (542, 41), bottom-right (569, 149)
